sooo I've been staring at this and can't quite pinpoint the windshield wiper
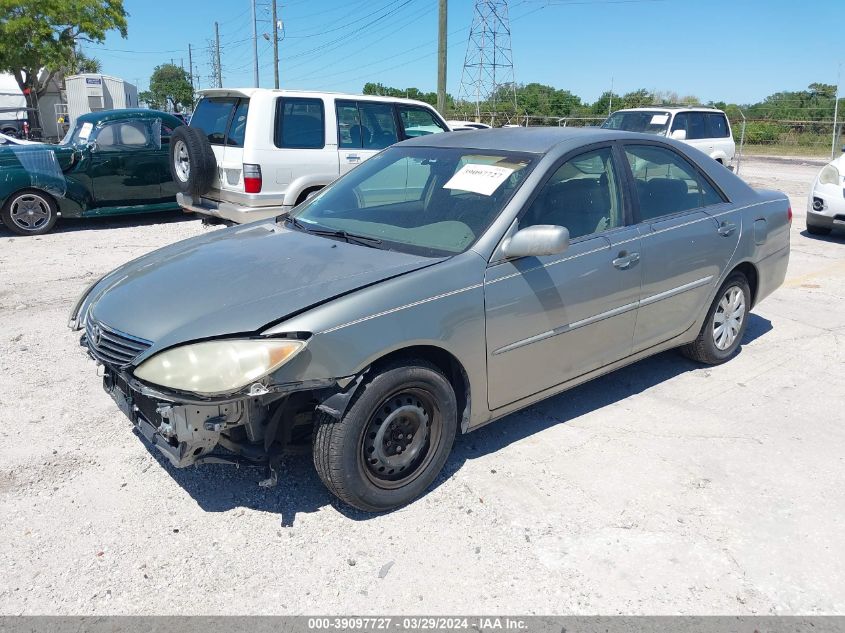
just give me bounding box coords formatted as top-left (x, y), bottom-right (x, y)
top-left (284, 216), bottom-right (384, 249)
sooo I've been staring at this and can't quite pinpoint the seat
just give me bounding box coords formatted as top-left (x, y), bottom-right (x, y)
top-left (642, 177), bottom-right (689, 216)
top-left (348, 124), bottom-right (371, 148)
top-left (530, 177), bottom-right (612, 239)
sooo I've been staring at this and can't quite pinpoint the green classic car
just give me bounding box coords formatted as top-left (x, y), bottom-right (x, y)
top-left (0, 109), bottom-right (184, 236)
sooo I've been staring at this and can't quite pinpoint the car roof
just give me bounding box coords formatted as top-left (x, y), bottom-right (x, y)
top-left (398, 126), bottom-right (644, 154)
top-left (76, 109), bottom-right (184, 126)
top-left (198, 87), bottom-right (436, 109)
top-left (611, 106), bottom-right (726, 114)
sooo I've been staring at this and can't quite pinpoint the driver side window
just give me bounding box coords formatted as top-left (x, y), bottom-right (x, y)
top-left (521, 147), bottom-right (623, 240)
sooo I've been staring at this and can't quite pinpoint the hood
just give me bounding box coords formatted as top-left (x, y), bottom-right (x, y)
top-left (87, 221), bottom-right (442, 354)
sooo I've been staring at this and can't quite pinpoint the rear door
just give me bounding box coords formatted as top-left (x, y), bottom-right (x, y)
top-left (336, 100), bottom-right (399, 175)
top-left (218, 99), bottom-right (249, 194)
top-left (621, 142), bottom-right (740, 352)
top-left (188, 97), bottom-right (238, 192)
top-left (706, 112), bottom-right (735, 162)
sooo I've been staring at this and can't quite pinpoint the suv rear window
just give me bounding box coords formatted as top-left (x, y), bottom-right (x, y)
top-left (276, 98), bottom-right (325, 149)
top-left (706, 113), bottom-right (729, 138)
top-left (191, 97), bottom-right (237, 145)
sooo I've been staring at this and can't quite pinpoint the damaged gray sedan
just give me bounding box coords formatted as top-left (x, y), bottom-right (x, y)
top-left (70, 128), bottom-right (791, 511)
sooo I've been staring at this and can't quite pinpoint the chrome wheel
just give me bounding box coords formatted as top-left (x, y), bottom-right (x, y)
top-left (9, 192), bottom-right (52, 232)
top-left (173, 139), bottom-right (190, 182)
top-left (362, 388), bottom-right (441, 490)
top-left (713, 285), bottom-right (746, 351)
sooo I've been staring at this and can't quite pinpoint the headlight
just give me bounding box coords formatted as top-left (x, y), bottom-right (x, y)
top-left (819, 164), bottom-right (840, 186)
top-left (134, 339), bottom-right (305, 395)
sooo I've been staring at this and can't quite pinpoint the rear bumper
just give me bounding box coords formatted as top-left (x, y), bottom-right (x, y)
top-left (177, 192), bottom-right (290, 224)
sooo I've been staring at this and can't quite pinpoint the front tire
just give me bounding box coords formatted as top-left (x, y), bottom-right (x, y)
top-left (1, 189), bottom-right (58, 236)
top-left (313, 360), bottom-right (458, 512)
top-left (681, 273), bottom-right (751, 364)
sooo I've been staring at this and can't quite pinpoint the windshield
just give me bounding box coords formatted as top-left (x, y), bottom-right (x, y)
top-left (602, 110), bottom-right (671, 135)
top-left (289, 146), bottom-right (535, 256)
top-left (60, 120), bottom-right (95, 146)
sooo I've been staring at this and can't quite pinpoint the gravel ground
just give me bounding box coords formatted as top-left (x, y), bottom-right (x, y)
top-left (1, 157), bottom-right (844, 615)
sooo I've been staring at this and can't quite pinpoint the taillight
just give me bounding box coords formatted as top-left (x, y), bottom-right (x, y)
top-left (243, 163), bottom-right (262, 194)
top-left (787, 206), bottom-right (792, 224)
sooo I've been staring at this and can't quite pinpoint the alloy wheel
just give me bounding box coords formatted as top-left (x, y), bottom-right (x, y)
top-left (10, 193), bottom-right (52, 232)
top-left (173, 139), bottom-right (190, 182)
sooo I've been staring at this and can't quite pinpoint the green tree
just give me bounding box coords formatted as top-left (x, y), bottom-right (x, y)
top-left (72, 52), bottom-right (102, 74)
top-left (0, 0), bottom-right (127, 133)
top-left (591, 91), bottom-right (620, 116)
top-left (140, 63), bottom-right (194, 112)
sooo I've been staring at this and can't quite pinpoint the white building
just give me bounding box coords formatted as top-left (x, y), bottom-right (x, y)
top-left (64, 74), bottom-right (139, 128)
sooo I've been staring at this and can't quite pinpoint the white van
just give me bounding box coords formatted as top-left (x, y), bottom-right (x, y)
top-left (602, 107), bottom-right (735, 167)
top-left (172, 88), bottom-right (450, 223)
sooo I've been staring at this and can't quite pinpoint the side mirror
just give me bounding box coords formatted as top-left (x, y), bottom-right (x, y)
top-left (502, 225), bottom-right (570, 259)
top-left (670, 129), bottom-right (687, 141)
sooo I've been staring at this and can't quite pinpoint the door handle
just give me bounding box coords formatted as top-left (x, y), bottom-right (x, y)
top-left (346, 154), bottom-right (361, 162)
top-left (612, 251), bottom-right (640, 269)
top-left (718, 221), bottom-right (737, 237)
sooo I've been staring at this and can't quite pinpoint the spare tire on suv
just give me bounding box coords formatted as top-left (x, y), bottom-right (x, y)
top-left (169, 126), bottom-right (216, 196)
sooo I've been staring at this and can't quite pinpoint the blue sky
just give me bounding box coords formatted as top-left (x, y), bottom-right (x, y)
top-left (81, 0), bottom-right (842, 105)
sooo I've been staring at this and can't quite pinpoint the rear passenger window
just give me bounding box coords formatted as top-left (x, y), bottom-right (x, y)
top-left (275, 98), bottom-right (325, 149)
top-left (397, 106), bottom-right (448, 138)
top-left (624, 144), bottom-right (724, 221)
top-left (190, 98), bottom-right (236, 145)
top-left (706, 113), bottom-right (729, 138)
top-left (687, 112), bottom-right (708, 140)
top-left (521, 147), bottom-right (623, 240)
top-left (358, 102), bottom-right (398, 149)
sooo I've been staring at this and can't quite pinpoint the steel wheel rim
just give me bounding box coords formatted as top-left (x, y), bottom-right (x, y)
top-left (10, 193), bottom-right (51, 231)
top-left (174, 140), bottom-right (190, 182)
top-left (361, 387), bottom-right (442, 490)
top-left (713, 285), bottom-right (746, 350)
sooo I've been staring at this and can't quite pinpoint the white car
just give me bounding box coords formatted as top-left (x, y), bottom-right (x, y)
top-left (602, 107), bottom-right (736, 167)
top-left (171, 88), bottom-right (450, 223)
top-left (807, 152), bottom-right (845, 235)
top-left (446, 120), bottom-right (492, 131)
top-left (0, 132), bottom-right (42, 146)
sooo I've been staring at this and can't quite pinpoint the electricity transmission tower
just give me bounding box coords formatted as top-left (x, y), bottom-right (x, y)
top-left (458, 0), bottom-right (518, 124)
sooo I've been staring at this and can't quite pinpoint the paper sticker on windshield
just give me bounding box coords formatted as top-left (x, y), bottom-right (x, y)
top-left (78, 122), bottom-right (93, 141)
top-left (443, 164), bottom-right (515, 196)
top-left (650, 114), bottom-right (669, 125)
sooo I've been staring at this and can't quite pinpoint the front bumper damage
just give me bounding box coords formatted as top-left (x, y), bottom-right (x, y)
top-left (98, 362), bottom-right (346, 470)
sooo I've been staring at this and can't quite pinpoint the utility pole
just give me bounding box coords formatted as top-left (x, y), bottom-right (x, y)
top-left (272, 0), bottom-right (280, 89)
top-left (437, 0), bottom-right (447, 115)
top-left (608, 76), bottom-right (614, 115)
top-left (214, 22), bottom-right (222, 88)
top-left (188, 44), bottom-right (194, 91)
top-left (251, 0), bottom-right (259, 88)
top-left (832, 64), bottom-right (841, 159)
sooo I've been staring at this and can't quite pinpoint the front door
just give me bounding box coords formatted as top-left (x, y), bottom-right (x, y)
top-left (89, 119), bottom-right (161, 208)
top-left (484, 145), bottom-right (643, 410)
top-left (621, 142), bottom-right (741, 352)
top-left (336, 100), bottom-right (399, 175)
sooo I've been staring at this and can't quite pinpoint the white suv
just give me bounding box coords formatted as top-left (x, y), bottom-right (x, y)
top-left (171, 88), bottom-right (450, 223)
top-left (602, 107), bottom-right (736, 167)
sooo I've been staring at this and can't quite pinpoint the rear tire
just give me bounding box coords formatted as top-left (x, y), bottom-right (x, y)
top-left (1, 189), bottom-right (58, 236)
top-left (681, 273), bottom-right (751, 365)
top-left (169, 126), bottom-right (216, 196)
top-left (807, 223), bottom-right (831, 236)
top-left (313, 360), bottom-right (458, 512)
